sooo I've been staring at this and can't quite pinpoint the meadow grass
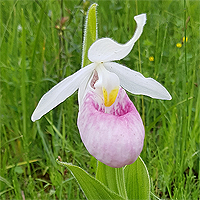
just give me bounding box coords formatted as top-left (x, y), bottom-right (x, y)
top-left (0, 0), bottom-right (199, 199)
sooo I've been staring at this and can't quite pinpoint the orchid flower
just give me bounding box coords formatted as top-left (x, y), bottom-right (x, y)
top-left (31, 13), bottom-right (171, 168)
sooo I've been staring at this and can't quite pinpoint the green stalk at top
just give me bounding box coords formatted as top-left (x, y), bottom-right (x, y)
top-left (81, 3), bottom-right (98, 68)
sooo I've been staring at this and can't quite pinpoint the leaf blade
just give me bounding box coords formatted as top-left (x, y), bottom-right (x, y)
top-left (124, 156), bottom-right (150, 200)
top-left (96, 161), bottom-right (128, 199)
top-left (56, 160), bottom-right (125, 200)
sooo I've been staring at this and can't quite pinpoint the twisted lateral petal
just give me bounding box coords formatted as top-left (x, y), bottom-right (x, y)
top-left (31, 63), bottom-right (96, 121)
top-left (77, 88), bottom-right (145, 168)
top-left (88, 14), bottom-right (146, 63)
top-left (104, 62), bottom-right (172, 100)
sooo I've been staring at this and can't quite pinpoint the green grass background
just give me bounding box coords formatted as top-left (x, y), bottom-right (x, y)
top-left (0, 0), bottom-right (199, 199)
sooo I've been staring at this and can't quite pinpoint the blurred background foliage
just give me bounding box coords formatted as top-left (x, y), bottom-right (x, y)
top-left (0, 0), bottom-right (199, 199)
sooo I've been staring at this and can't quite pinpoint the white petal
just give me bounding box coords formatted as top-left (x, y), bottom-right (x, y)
top-left (104, 62), bottom-right (172, 100)
top-left (31, 63), bottom-right (96, 121)
top-left (78, 69), bottom-right (94, 106)
top-left (88, 13), bottom-right (146, 62)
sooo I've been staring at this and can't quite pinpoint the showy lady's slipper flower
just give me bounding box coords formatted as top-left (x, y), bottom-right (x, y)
top-left (31, 13), bottom-right (171, 168)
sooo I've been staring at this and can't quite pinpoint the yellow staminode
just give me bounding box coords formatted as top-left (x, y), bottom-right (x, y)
top-left (103, 87), bottom-right (119, 107)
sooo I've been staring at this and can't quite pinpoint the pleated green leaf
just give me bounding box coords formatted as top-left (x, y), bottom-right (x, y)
top-left (124, 156), bottom-right (150, 200)
top-left (96, 161), bottom-right (128, 199)
top-left (56, 159), bottom-right (125, 200)
top-left (81, 3), bottom-right (98, 68)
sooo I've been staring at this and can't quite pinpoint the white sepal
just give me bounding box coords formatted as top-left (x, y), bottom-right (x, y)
top-left (88, 14), bottom-right (146, 63)
top-left (31, 63), bottom-right (96, 121)
top-left (104, 62), bottom-right (172, 100)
